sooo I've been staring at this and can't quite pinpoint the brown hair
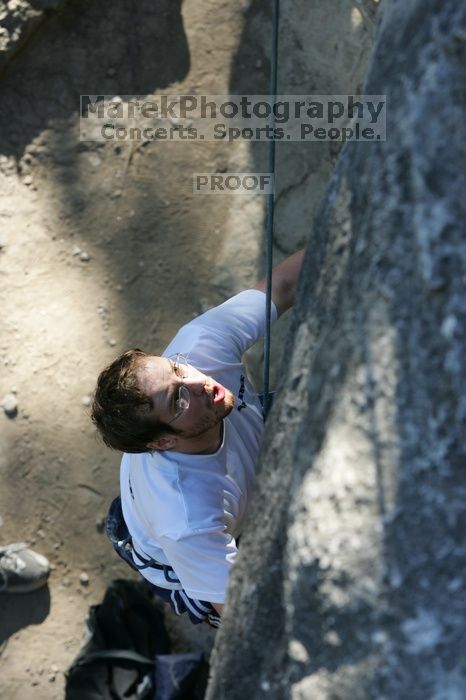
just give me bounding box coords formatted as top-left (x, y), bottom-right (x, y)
top-left (91, 349), bottom-right (175, 453)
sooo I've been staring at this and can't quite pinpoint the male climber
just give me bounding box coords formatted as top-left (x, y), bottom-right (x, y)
top-left (92, 249), bottom-right (304, 626)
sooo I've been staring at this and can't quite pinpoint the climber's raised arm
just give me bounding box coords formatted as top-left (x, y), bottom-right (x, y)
top-left (254, 248), bottom-right (305, 317)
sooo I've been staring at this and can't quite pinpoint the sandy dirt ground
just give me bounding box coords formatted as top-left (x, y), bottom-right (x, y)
top-left (0, 1), bottom-right (290, 697)
top-left (0, 0), bottom-right (373, 696)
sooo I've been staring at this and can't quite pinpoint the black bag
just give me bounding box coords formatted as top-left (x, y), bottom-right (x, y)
top-left (65, 579), bottom-right (209, 700)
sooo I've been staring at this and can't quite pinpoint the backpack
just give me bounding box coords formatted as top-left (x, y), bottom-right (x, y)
top-left (65, 579), bottom-right (209, 700)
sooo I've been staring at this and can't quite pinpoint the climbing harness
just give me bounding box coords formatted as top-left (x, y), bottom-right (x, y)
top-left (263, 0), bottom-right (280, 420)
top-left (105, 497), bottom-right (221, 627)
top-left (106, 496), bottom-right (180, 585)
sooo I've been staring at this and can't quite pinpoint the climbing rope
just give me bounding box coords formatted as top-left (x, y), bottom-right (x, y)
top-left (262, 0), bottom-right (280, 420)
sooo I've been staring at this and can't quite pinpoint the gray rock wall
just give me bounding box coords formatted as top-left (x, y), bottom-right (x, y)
top-left (207, 0), bottom-right (466, 698)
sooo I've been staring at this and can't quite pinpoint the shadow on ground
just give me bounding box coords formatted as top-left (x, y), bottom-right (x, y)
top-left (0, 588), bottom-right (51, 645)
